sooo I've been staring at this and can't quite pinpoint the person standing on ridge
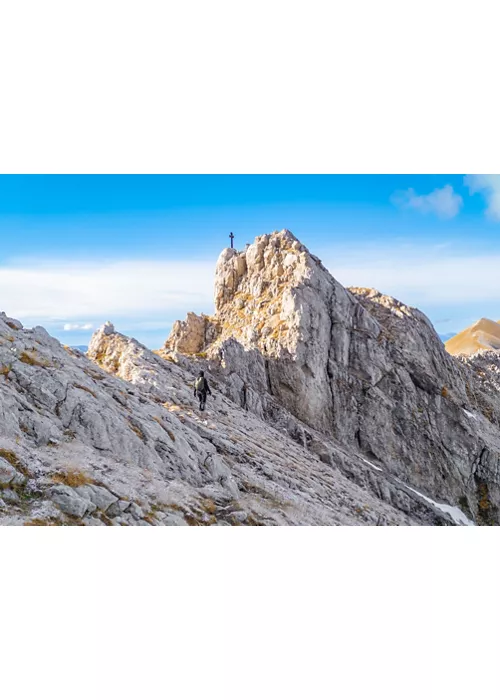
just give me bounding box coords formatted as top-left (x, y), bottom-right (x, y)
top-left (194, 370), bottom-right (212, 411)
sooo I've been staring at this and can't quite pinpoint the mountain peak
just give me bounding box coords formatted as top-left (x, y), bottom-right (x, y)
top-left (213, 229), bottom-right (316, 353)
top-left (445, 318), bottom-right (500, 356)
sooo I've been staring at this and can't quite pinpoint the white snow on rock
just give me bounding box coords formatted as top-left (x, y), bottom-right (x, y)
top-left (403, 484), bottom-right (475, 526)
top-left (362, 458), bottom-right (383, 472)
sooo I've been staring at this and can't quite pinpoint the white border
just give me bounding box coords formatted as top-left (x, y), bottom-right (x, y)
top-left (2, 2), bottom-right (500, 698)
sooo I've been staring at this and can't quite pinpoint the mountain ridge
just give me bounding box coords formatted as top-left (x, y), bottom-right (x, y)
top-left (446, 318), bottom-right (500, 356)
top-left (1, 229), bottom-right (500, 525)
top-left (159, 229), bottom-right (500, 525)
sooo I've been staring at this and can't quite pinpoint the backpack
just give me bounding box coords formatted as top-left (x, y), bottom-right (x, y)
top-left (195, 377), bottom-right (206, 392)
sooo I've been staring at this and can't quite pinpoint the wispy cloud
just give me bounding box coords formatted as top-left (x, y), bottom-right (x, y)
top-left (0, 258), bottom-right (215, 331)
top-left (465, 174), bottom-right (500, 220)
top-left (323, 247), bottom-right (500, 305)
top-left (3, 247), bottom-right (499, 347)
top-left (63, 322), bottom-right (93, 331)
top-left (391, 184), bottom-right (463, 219)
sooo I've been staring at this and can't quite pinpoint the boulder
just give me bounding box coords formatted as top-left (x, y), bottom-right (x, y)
top-left (50, 486), bottom-right (95, 518)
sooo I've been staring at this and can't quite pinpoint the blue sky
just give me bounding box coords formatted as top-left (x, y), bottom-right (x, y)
top-left (1, 174), bottom-right (499, 347)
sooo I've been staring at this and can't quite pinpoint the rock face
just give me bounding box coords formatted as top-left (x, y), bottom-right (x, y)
top-left (163, 229), bottom-right (500, 525)
top-left (445, 318), bottom-right (500, 356)
top-left (162, 313), bottom-right (219, 356)
top-left (88, 323), bottom-right (465, 526)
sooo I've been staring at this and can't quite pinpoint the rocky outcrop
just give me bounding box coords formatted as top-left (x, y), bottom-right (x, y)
top-left (163, 229), bottom-right (500, 524)
top-left (161, 313), bottom-right (219, 357)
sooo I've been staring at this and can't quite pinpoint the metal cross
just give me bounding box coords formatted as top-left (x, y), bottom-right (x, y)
top-left (229, 232), bottom-right (234, 249)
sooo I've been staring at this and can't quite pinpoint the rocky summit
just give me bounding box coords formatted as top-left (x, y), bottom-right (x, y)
top-left (3, 229), bottom-right (500, 525)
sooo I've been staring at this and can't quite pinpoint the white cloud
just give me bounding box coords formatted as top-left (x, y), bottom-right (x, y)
top-left (0, 258), bottom-right (215, 331)
top-left (392, 184), bottom-right (463, 219)
top-left (63, 322), bottom-right (93, 331)
top-left (465, 174), bottom-right (500, 220)
top-left (323, 247), bottom-right (500, 305)
top-left (4, 248), bottom-right (500, 345)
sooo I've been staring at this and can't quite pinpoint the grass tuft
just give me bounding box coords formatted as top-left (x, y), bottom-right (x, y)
top-left (18, 351), bottom-right (51, 367)
top-left (128, 420), bottom-right (146, 442)
top-left (200, 498), bottom-right (217, 514)
top-left (73, 383), bottom-right (97, 398)
top-left (0, 448), bottom-right (29, 476)
top-left (51, 468), bottom-right (93, 488)
top-left (25, 517), bottom-right (63, 526)
top-left (185, 513), bottom-right (217, 526)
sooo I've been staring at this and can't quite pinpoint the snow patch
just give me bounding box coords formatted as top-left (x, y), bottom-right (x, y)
top-left (404, 483), bottom-right (475, 526)
top-left (362, 458), bottom-right (383, 472)
top-left (463, 409), bottom-right (477, 420)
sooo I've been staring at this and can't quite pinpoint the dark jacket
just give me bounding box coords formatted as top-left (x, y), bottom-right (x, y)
top-left (194, 377), bottom-right (211, 396)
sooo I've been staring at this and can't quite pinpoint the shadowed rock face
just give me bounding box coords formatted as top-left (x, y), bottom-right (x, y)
top-left (162, 229), bottom-right (500, 525)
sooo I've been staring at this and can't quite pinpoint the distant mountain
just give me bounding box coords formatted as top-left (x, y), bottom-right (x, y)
top-left (445, 318), bottom-right (500, 355)
top-left (71, 345), bottom-right (88, 353)
top-left (439, 332), bottom-right (456, 342)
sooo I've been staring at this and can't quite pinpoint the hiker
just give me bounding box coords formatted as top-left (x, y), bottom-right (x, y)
top-left (194, 370), bottom-right (212, 411)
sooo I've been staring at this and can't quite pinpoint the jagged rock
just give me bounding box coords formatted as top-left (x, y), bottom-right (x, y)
top-left (0, 312), bottom-right (23, 330)
top-left (230, 510), bottom-right (248, 523)
top-left (161, 312), bottom-right (218, 356)
top-left (126, 502), bottom-right (144, 520)
top-left (74, 485), bottom-right (118, 511)
top-left (162, 513), bottom-right (187, 526)
top-left (50, 486), bottom-right (95, 518)
top-left (2, 489), bottom-right (20, 504)
top-left (0, 459), bottom-right (17, 487)
top-left (160, 229), bottom-right (500, 525)
top-left (83, 516), bottom-right (106, 526)
top-left (106, 500), bottom-right (131, 518)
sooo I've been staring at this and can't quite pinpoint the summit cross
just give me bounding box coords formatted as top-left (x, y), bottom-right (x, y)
top-left (229, 232), bottom-right (235, 249)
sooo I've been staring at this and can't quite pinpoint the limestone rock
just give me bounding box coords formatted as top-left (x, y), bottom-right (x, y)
top-left (0, 459), bottom-right (17, 487)
top-left (74, 485), bottom-right (118, 511)
top-left (161, 312), bottom-right (219, 356)
top-left (126, 502), bottom-right (144, 520)
top-left (50, 486), bottom-right (95, 518)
